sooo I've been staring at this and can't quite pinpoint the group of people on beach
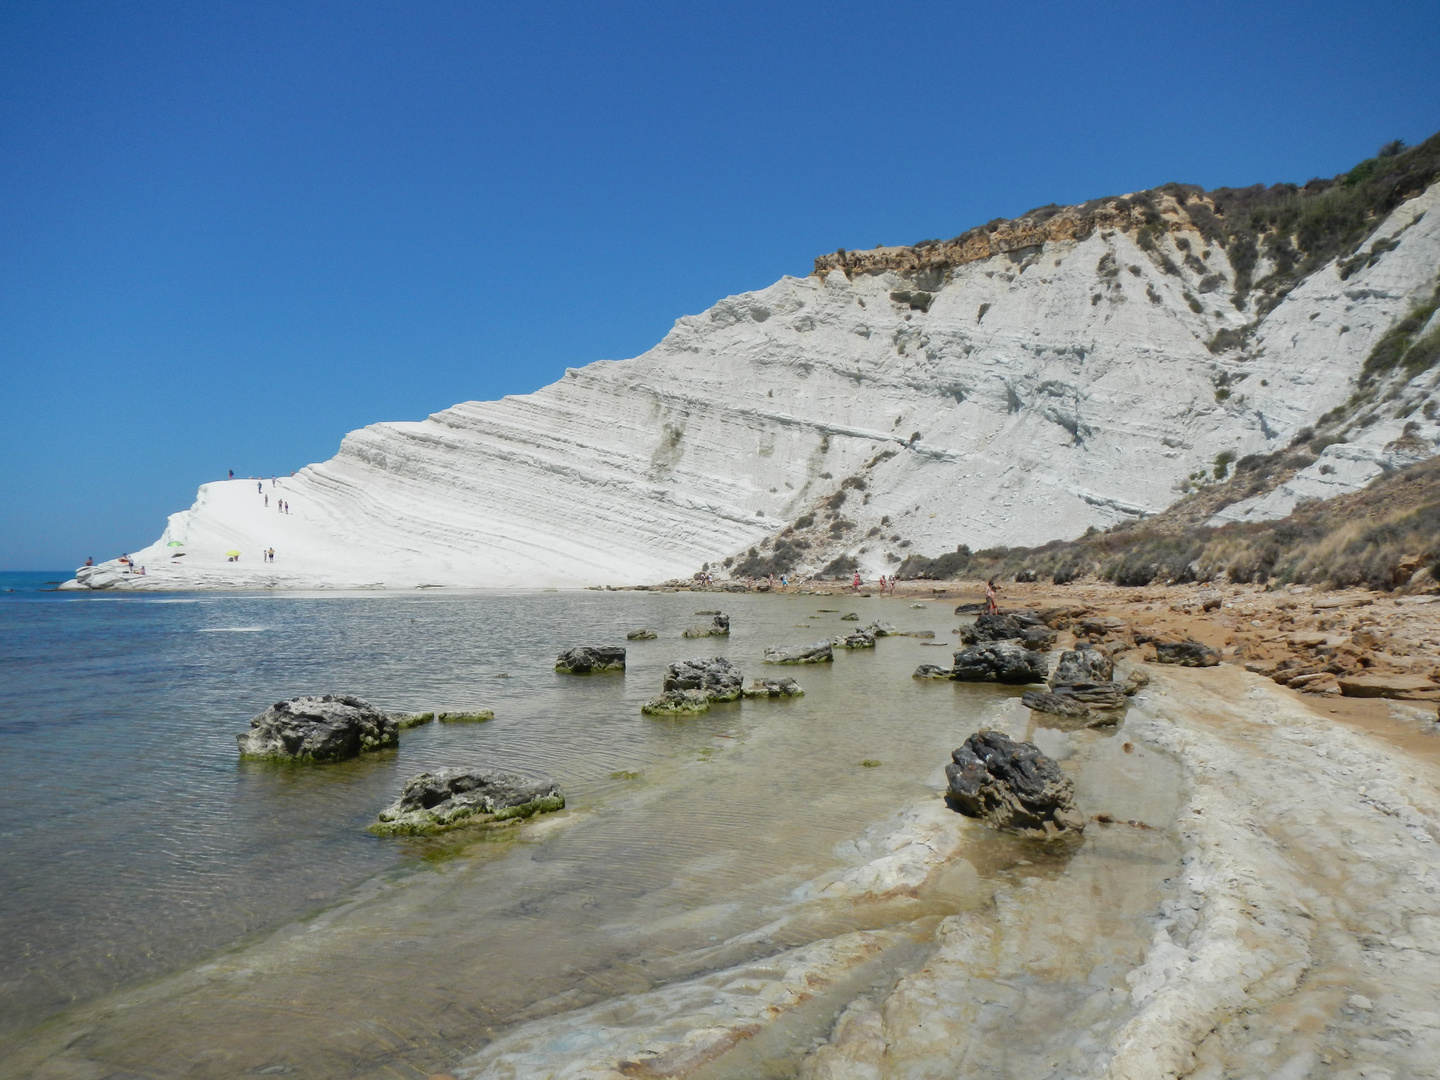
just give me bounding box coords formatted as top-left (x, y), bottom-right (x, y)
top-left (850, 572), bottom-right (898, 594)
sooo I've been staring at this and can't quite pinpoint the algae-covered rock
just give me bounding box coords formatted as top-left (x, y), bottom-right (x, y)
top-left (682, 614), bottom-right (730, 638)
top-left (742, 677), bottom-right (804, 699)
top-left (369, 767), bottom-right (564, 836)
top-left (438, 709), bottom-right (495, 723)
top-left (641, 689), bottom-right (711, 715)
top-left (663, 657), bottom-right (743, 701)
top-left (832, 630), bottom-right (877, 649)
top-left (236, 695), bottom-right (398, 763)
top-left (555, 646), bottom-right (627, 673)
top-left (396, 711), bottom-right (435, 729)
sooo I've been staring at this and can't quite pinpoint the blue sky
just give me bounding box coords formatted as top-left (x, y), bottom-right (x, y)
top-left (2, 0), bottom-right (1438, 569)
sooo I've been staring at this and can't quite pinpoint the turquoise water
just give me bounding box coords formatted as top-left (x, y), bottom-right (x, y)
top-left (0, 587), bottom-right (980, 1053)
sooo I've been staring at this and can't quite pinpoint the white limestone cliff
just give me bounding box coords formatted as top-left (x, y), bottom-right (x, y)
top-left (65, 180), bottom-right (1440, 590)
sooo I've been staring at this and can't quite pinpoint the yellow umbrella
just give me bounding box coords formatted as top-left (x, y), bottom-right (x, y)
top-left (225, 550), bottom-right (241, 557)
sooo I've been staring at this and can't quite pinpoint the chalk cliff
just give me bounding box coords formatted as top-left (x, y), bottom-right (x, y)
top-left (67, 154), bottom-right (1440, 590)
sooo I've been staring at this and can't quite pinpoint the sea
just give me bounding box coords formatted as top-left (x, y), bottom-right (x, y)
top-left (0, 578), bottom-right (1168, 1078)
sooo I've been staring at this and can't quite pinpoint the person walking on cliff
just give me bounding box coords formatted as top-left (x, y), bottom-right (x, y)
top-left (985, 577), bottom-right (998, 615)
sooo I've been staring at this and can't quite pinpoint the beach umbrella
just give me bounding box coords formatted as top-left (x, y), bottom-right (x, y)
top-left (167, 541), bottom-right (184, 547)
top-left (225, 550), bottom-right (241, 557)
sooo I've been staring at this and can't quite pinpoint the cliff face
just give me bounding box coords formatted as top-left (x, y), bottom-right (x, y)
top-left (70, 173), bottom-right (1440, 590)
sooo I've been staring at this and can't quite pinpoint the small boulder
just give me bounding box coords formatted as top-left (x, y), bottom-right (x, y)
top-left (1050, 644), bottom-right (1114, 686)
top-left (627, 629), bottom-right (658, 641)
top-left (664, 657), bottom-right (743, 701)
top-left (913, 664), bottom-right (952, 679)
top-left (369, 768), bottom-right (564, 836)
top-left (396, 711), bottom-right (435, 729)
top-left (1050, 682), bottom-right (1128, 710)
top-left (236, 695), bottom-right (398, 763)
top-left (1122, 670), bottom-right (1150, 695)
top-left (945, 730), bottom-right (1081, 833)
top-left (555, 646), bottom-right (627, 673)
top-left (1021, 689), bottom-right (1094, 720)
top-left (682, 614), bottom-right (730, 638)
top-left (764, 640), bottom-right (834, 664)
top-left (866, 620), bottom-right (897, 636)
top-left (1153, 640), bottom-right (1220, 667)
top-left (832, 630), bottom-right (878, 650)
top-left (742, 677), bottom-right (804, 699)
top-left (641, 689), bottom-right (711, 715)
top-left (951, 642), bottom-right (1049, 685)
top-left (960, 611), bottom-right (1056, 649)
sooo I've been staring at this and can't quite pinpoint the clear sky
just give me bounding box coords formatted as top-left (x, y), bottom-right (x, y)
top-left (2, 0), bottom-right (1438, 569)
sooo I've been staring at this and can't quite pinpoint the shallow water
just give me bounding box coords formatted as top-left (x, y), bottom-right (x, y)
top-left (0, 589), bottom-right (1179, 1078)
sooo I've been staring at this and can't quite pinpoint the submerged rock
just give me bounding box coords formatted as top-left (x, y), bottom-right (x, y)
top-left (682, 613), bottom-right (730, 638)
top-left (1050, 644), bottom-right (1114, 685)
top-left (944, 730), bottom-right (1082, 833)
top-left (840, 612), bottom-right (860, 621)
top-left (396, 711), bottom-right (435, 728)
top-left (641, 689), bottom-right (711, 715)
top-left (912, 664), bottom-right (952, 679)
top-left (236, 695), bottom-right (398, 763)
top-left (1153, 640), bottom-right (1220, 667)
top-left (438, 710), bottom-right (495, 723)
top-left (626, 628), bottom-right (658, 640)
top-left (832, 630), bottom-right (878, 650)
top-left (554, 646), bottom-right (627, 673)
top-left (765, 640), bottom-right (834, 664)
top-left (663, 657), bottom-right (743, 701)
top-left (742, 677), bottom-right (805, 699)
top-left (951, 642), bottom-right (1049, 684)
top-left (369, 767), bottom-right (564, 835)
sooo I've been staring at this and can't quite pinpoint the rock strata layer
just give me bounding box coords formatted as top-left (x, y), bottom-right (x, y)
top-left (235, 695), bottom-right (399, 763)
top-left (369, 768), bottom-right (564, 835)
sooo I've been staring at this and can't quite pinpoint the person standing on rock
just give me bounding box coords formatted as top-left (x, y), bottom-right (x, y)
top-left (985, 577), bottom-right (998, 615)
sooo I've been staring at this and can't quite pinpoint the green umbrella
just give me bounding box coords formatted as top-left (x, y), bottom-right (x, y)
top-left (225, 550), bottom-right (241, 557)
top-left (167, 541), bottom-right (184, 547)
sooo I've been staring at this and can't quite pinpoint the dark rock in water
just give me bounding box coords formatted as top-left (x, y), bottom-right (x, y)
top-left (944, 730), bottom-right (1082, 833)
top-left (641, 689), bottom-right (711, 715)
top-left (953, 602), bottom-right (987, 615)
top-left (764, 640), bottom-right (834, 664)
top-left (840, 612), bottom-right (860, 621)
top-left (832, 629), bottom-right (877, 650)
top-left (913, 664), bottom-right (952, 679)
top-left (1051, 644), bottom-right (1114, 686)
top-left (627, 629), bottom-right (658, 641)
top-left (682, 613), bottom-right (730, 638)
top-left (370, 767), bottom-right (564, 835)
top-left (897, 629), bottom-right (935, 639)
top-left (1154, 640), bottom-right (1220, 667)
top-left (866, 620), bottom-right (897, 636)
top-left (663, 657), bottom-right (743, 701)
top-left (742, 677), bottom-right (804, 699)
top-left (555, 646), bottom-right (627, 673)
top-left (694, 609), bottom-right (721, 615)
top-left (236, 695), bottom-right (398, 762)
top-left (960, 612), bottom-right (1056, 649)
top-left (951, 642), bottom-right (1049, 684)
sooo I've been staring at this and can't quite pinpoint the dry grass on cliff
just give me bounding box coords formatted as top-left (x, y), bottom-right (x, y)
top-left (898, 455), bottom-right (1440, 593)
